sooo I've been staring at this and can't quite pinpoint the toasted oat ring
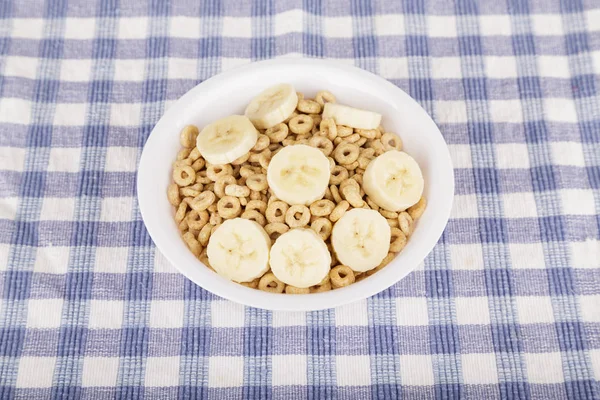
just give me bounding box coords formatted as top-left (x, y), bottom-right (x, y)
top-left (217, 196), bottom-right (242, 219)
top-left (180, 125), bottom-right (199, 148)
top-left (289, 114), bottom-right (314, 134)
top-left (182, 231), bottom-right (202, 256)
top-left (214, 175), bottom-right (237, 198)
top-left (408, 197), bottom-right (426, 220)
top-left (333, 142), bottom-right (360, 164)
top-left (308, 135), bottom-right (334, 157)
top-left (398, 211), bottom-right (413, 236)
top-left (173, 165), bottom-right (196, 187)
top-left (310, 276), bottom-right (332, 293)
top-left (387, 218), bottom-right (399, 228)
top-left (315, 90), bottom-right (336, 106)
top-left (339, 178), bottom-right (360, 193)
top-left (310, 199), bottom-right (335, 217)
top-left (240, 278), bottom-right (259, 289)
top-left (252, 134), bottom-right (270, 152)
top-left (285, 205), bottom-right (311, 228)
top-left (258, 273), bottom-right (285, 293)
top-left (264, 222), bottom-right (289, 241)
top-left (341, 186), bottom-right (364, 208)
top-left (241, 209), bottom-right (266, 226)
top-left (390, 227), bottom-right (407, 252)
top-left (189, 191), bottom-right (216, 212)
top-left (319, 118), bottom-right (337, 141)
top-left (330, 185), bottom-right (342, 203)
top-left (207, 164), bottom-right (234, 181)
top-left (337, 125), bottom-right (353, 137)
top-left (341, 161), bottom-right (359, 171)
top-left (381, 132), bottom-right (403, 151)
top-left (167, 183), bottom-right (181, 206)
top-left (297, 99), bottom-right (322, 114)
top-left (329, 200), bottom-right (349, 222)
top-left (380, 209), bottom-right (398, 219)
top-left (310, 217), bottom-right (333, 241)
top-left (187, 210), bottom-right (209, 230)
top-left (355, 128), bottom-right (377, 139)
top-left (369, 139), bottom-right (386, 155)
top-left (250, 190), bottom-right (262, 200)
top-left (333, 137), bottom-right (343, 146)
top-left (246, 174), bottom-right (269, 192)
top-left (195, 170), bottom-right (212, 185)
top-left (177, 148), bottom-right (191, 161)
top-left (175, 201), bottom-right (188, 223)
top-left (245, 199), bottom-right (267, 214)
top-left (240, 165), bottom-right (256, 178)
top-left (178, 219), bottom-right (188, 232)
top-left (355, 137), bottom-right (368, 147)
top-left (188, 147), bottom-right (201, 161)
top-left (365, 196), bottom-right (379, 211)
top-left (344, 133), bottom-right (361, 144)
top-left (310, 114), bottom-right (322, 128)
top-left (330, 265), bottom-right (355, 288)
top-left (190, 158), bottom-right (205, 172)
top-left (258, 152), bottom-right (271, 170)
top-left (357, 156), bottom-right (371, 170)
top-left (231, 152), bottom-right (250, 165)
top-left (266, 201), bottom-right (289, 223)
top-left (209, 212), bottom-right (223, 226)
top-left (329, 165), bottom-right (348, 185)
top-left (327, 156), bottom-right (335, 171)
top-left (285, 285), bottom-right (310, 294)
top-left (198, 223), bottom-right (213, 247)
top-left (266, 123), bottom-right (289, 143)
top-left (225, 184), bottom-right (250, 198)
top-left (352, 174), bottom-right (363, 186)
top-left (323, 186), bottom-right (334, 201)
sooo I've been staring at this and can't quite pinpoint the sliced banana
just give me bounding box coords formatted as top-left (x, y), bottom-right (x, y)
top-left (322, 102), bottom-right (382, 130)
top-left (207, 218), bottom-right (271, 283)
top-left (363, 150), bottom-right (424, 212)
top-left (331, 209), bottom-right (391, 272)
top-left (196, 115), bottom-right (258, 165)
top-left (270, 228), bottom-right (331, 288)
top-left (244, 83), bottom-right (298, 130)
top-left (267, 144), bottom-right (330, 206)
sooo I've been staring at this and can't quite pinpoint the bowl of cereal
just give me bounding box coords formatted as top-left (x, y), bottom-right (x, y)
top-left (138, 58), bottom-right (453, 311)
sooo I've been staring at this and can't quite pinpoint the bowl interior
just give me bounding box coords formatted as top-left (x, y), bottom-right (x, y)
top-left (138, 58), bottom-right (454, 311)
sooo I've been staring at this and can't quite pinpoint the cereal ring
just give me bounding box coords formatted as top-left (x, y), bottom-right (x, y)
top-left (285, 205), bottom-right (311, 228)
top-left (357, 156), bottom-right (371, 169)
top-left (191, 158), bottom-right (206, 172)
top-left (289, 114), bottom-right (314, 134)
top-left (330, 265), bottom-right (355, 288)
top-left (189, 191), bottom-right (216, 212)
top-left (282, 138), bottom-right (296, 146)
top-left (330, 185), bottom-right (342, 203)
top-left (365, 196), bottom-right (380, 211)
top-left (180, 125), bottom-right (199, 148)
top-left (214, 175), bottom-right (237, 198)
top-left (339, 178), bottom-right (360, 193)
top-left (209, 212), bottom-right (223, 227)
top-left (285, 285), bottom-right (310, 294)
top-left (250, 190), bottom-right (262, 200)
top-left (344, 133), bottom-right (361, 144)
top-left (183, 231), bottom-right (202, 256)
top-left (251, 134), bottom-right (270, 152)
top-left (204, 183), bottom-right (215, 193)
top-left (266, 123), bottom-right (289, 143)
top-left (310, 199), bottom-right (335, 217)
top-left (178, 219), bottom-right (188, 232)
top-left (180, 184), bottom-right (202, 198)
top-left (381, 132), bottom-right (403, 151)
top-left (245, 199), bottom-right (267, 214)
top-left (319, 118), bottom-right (338, 141)
top-left (240, 278), bottom-right (259, 289)
top-left (173, 165), bottom-right (196, 187)
top-left (207, 203), bottom-right (218, 213)
top-left (408, 197), bottom-right (426, 220)
top-left (239, 209), bottom-right (266, 226)
top-left (324, 186), bottom-right (334, 201)
top-left (177, 148), bottom-right (191, 161)
top-left (333, 137), bottom-right (343, 145)
top-left (309, 135), bottom-right (334, 156)
top-left (360, 147), bottom-right (375, 158)
top-left (225, 184), bottom-right (250, 198)
top-left (310, 276), bottom-right (332, 293)
top-left (352, 174), bottom-right (363, 186)
top-left (315, 90), bottom-right (336, 106)
top-left (258, 152), bottom-right (271, 170)
top-left (355, 137), bottom-right (367, 147)
top-left (390, 228), bottom-right (407, 252)
top-left (231, 152), bottom-right (250, 165)
top-left (380, 209), bottom-right (398, 219)
top-left (355, 128), bottom-right (377, 139)
top-left (337, 125), bottom-right (353, 137)
top-left (296, 92), bottom-right (304, 101)
top-left (198, 223), bottom-right (213, 246)
top-left (187, 210), bottom-right (209, 230)
top-left (297, 99), bottom-right (322, 114)
top-left (239, 197), bottom-right (248, 206)
top-left (240, 165), bottom-right (256, 178)
top-left (329, 165), bottom-right (349, 185)
top-left (387, 218), bottom-right (399, 228)
top-left (175, 201), bottom-right (188, 223)
top-left (246, 174), bottom-right (269, 192)
top-left (341, 161), bottom-right (359, 171)
top-left (334, 142), bottom-right (360, 164)
top-left (268, 143), bottom-right (283, 152)
top-left (284, 111), bottom-right (299, 124)
top-left (266, 201), bottom-right (289, 223)
top-left (368, 139), bottom-right (386, 155)
top-left (341, 186), bottom-right (364, 208)
top-left (195, 170), bottom-right (212, 185)
top-left (207, 164), bottom-right (234, 181)
top-left (167, 183), bottom-right (181, 206)
top-left (258, 273), bottom-right (285, 293)
top-left (188, 147), bottom-right (201, 161)
top-left (398, 211), bottom-right (413, 237)
top-left (311, 217), bottom-right (333, 241)
top-left (329, 200), bottom-right (349, 222)
top-left (310, 114), bottom-right (322, 128)
top-left (217, 196), bottom-right (242, 219)
top-left (264, 222), bottom-right (289, 241)
top-left (327, 157), bottom-right (336, 171)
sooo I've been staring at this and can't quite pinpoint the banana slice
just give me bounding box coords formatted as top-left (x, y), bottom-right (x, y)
top-left (196, 115), bottom-right (258, 165)
top-left (331, 209), bottom-right (391, 272)
top-left (270, 228), bottom-right (331, 288)
top-left (244, 83), bottom-right (298, 130)
top-left (322, 102), bottom-right (382, 130)
top-left (207, 218), bottom-right (271, 283)
top-left (267, 144), bottom-right (330, 206)
top-left (363, 150), bottom-right (424, 212)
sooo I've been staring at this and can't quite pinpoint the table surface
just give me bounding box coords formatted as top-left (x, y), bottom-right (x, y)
top-left (1, 0), bottom-right (599, 398)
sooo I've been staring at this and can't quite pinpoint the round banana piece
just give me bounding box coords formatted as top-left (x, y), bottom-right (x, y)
top-left (207, 218), bottom-right (271, 283)
top-left (267, 144), bottom-right (330, 206)
top-left (331, 209), bottom-right (391, 272)
top-left (322, 102), bottom-right (382, 130)
top-left (196, 115), bottom-right (258, 165)
top-left (244, 83), bottom-right (298, 129)
top-left (270, 228), bottom-right (331, 288)
top-left (362, 150), bottom-right (424, 212)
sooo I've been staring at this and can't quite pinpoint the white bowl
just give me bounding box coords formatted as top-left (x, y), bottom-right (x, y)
top-left (138, 58), bottom-right (454, 311)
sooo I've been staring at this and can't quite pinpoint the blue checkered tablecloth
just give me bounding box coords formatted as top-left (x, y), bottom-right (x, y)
top-left (1, 0), bottom-right (599, 398)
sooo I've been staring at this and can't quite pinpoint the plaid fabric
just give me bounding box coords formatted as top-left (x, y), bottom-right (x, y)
top-left (1, 0), bottom-right (599, 397)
